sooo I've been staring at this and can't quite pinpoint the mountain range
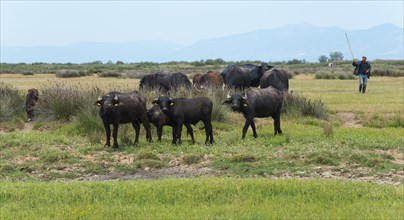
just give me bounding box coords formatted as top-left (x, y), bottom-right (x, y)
top-left (1, 23), bottom-right (403, 63)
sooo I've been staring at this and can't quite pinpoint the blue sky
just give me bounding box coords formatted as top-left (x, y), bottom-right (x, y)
top-left (1, 1), bottom-right (403, 47)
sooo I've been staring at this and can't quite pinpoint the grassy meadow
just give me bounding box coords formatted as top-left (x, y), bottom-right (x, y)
top-left (1, 178), bottom-right (403, 219)
top-left (0, 62), bottom-right (403, 219)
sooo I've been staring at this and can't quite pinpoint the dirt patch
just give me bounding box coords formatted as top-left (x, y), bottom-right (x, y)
top-left (21, 122), bottom-right (34, 132)
top-left (376, 149), bottom-right (404, 165)
top-left (74, 165), bottom-right (223, 181)
top-left (11, 156), bottom-right (39, 165)
top-left (337, 112), bottom-right (363, 128)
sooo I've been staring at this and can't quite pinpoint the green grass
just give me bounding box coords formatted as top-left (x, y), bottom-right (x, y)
top-left (1, 178), bottom-right (403, 219)
top-left (0, 70), bottom-right (403, 219)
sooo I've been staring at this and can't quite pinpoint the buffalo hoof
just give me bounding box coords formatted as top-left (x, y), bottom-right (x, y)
top-left (104, 143), bottom-right (110, 148)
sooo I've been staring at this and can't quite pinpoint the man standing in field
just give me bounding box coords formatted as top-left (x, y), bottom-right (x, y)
top-left (352, 56), bottom-right (372, 93)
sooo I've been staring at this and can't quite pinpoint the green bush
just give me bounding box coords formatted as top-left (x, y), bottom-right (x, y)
top-left (36, 82), bottom-right (102, 121)
top-left (55, 69), bottom-right (91, 78)
top-left (372, 68), bottom-right (404, 77)
top-left (98, 70), bottom-right (122, 78)
top-left (283, 93), bottom-right (328, 120)
top-left (315, 70), bottom-right (355, 80)
top-left (0, 82), bottom-right (25, 122)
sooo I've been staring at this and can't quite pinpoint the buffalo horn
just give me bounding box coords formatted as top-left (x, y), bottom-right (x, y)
top-left (242, 92), bottom-right (247, 100)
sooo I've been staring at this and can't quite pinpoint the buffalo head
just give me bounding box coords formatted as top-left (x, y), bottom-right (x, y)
top-left (95, 94), bottom-right (120, 113)
top-left (223, 92), bottom-right (248, 112)
top-left (152, 96), bottom-right (174, 112)
top-left (259, 63), bottom-right (274, 74)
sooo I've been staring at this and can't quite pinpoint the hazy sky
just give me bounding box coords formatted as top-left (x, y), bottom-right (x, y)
top-left (1, 1), bottom-right (403, 47)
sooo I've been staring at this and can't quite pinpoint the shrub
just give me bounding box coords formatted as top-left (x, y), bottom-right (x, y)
top-left (315, 71), bottom-right (335, 79)
top-left (202, 88), bottom-right (230, 122)
top-left (98, 70), bottom-right (122, 78)
top-left (36, 81), bottom-right (102, 121)
top-left (315, 70), bottom-right (355, 80)
top-left (21, 71), bottom-right (34, 76)
top-left (55, 69), bottom-right (91, 78)
top-left (283, 93), bottom-right (328, 120)
top-left (0, 82), bottom-right (25, 122)
top-left (372, 68), bottom-right (404, 77)
top-left (70, 105), bottom-right (104, 144)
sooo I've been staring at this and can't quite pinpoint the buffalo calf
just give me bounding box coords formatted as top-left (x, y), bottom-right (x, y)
top-left (153, 96), bottom-right (214, 145)
top-left (25, 88), bottom-right (39, 121)
top-left (147, 105), bottom-right (195, 143)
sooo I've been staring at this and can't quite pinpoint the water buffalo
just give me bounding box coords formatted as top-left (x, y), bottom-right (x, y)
top-left (140, 72), bottom-right (192, 93)
top-left (147, 105), bottom-right (195, 143)
top-left (221, 63), bottom-right (273, 87)
top-left (223, 87), bottom-right (284, 139)
top-left (95, 91), bottom-right (152, 150)
top-left (194, 71), bottom-right (224, 90)
top-left (259, 68), bottom-right (289, 92)
top-left (152, 96), bottom-right (214, 145)
top-left (25, 88), bottom-right (39, 121)
top-left (192, 73), bottom-right (203, 86)
top-left (226, 67), bottom-right (251, 90)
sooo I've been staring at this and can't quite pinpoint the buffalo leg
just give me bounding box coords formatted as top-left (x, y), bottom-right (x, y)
top-left (250, 120), bottom-right (258, 138)
top-left (103, 122), bottom-right (111, 147)
top-left (131, 121), bottom-right (140, 144)
top-left (171, 125), bottom-right (177, 145)
top-left (185, 123), bottom-right (195, 144)
top-left (112, 123), bottom-right (119, 150)
top-left (176, 122), bottom-right (183, 145)
top-left (204, 121), bottom-right (214, 145)
top-left (140, 114), bottom-right (152, 142)
top-left (273, 114), bottom-right (282, 135)
top-left (157, 125), bottom-right (163, 142)
top-left (242, 117), bottom-right (252, 139)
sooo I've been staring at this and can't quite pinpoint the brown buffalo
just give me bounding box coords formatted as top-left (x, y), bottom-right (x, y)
top-left (192, 73), bottom-right (203, 86)
top-left (25, 88), bottom-right (39, 121)
top-left (194, 71), bottom-right (224, 90)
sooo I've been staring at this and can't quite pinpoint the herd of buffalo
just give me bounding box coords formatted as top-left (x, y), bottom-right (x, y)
top-left (25, 63), bottom-right (290, 150)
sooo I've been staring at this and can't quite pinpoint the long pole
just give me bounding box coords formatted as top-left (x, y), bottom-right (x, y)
top-left (345, 33), bottom-right (355, 60)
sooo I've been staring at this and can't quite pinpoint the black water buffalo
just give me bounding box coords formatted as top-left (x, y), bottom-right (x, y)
top-left (25, 88), bottom-right (39, 121)
top-left (152, 96), bottom-right (214, 145)
top-left (223, 87), bottom-right (283, 139)
top-left (259, 68), bottom-right (289, 91)
top-left (226, 67), bottom-right (251, 90)
top-left (140, 72), bottom-right (192, 93)
top-left (147, 105), bottom-right (195, 142)
top-left (221, 63), bottom-right (273, 87)
top-left (95, 91), bottom-right (152, 150)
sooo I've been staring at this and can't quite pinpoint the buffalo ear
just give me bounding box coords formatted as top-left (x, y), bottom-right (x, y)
top-left (152, 99), bottom-right (158, 105)
top-left (95, 96), bottom-right (102, 107)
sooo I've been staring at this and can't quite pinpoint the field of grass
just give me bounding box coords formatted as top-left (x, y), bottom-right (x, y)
top-left (1, 178), bottom-right (403, 219)
top-left (0, 68), bottom-right (403, 219)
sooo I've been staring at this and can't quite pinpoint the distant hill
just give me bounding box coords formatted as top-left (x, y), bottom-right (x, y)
top-left (1, 23), bottom-right (402, 63)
